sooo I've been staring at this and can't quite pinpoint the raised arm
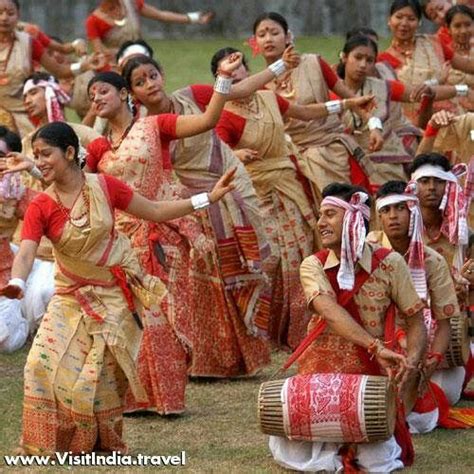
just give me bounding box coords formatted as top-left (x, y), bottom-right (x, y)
top-left (285, 95), bottom-right (375, 121)
top-left (400, 82), bottom-right (467, 103)
top-left (225, 45), bottom-right (300, 100)
top-left (416, 110), bottom-right (457, 155)
top-left (174, 53), bottom-right (243, 138)
top-left (140, 4), bottom-right (213, 24)
top-left (451, 53), bottom-right (474, 74)
top-left (40, 51), bottom-right (107, 80)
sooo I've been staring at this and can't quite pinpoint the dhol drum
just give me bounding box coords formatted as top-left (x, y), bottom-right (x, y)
top-left (258, 373), bottom-right (396, 443)
top-left (443, 314), bottom-right (470, 368)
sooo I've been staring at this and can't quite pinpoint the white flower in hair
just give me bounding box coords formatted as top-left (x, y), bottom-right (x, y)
top-left (287, 29), bottom-right (295, 46)
top-left (127, 95), bottom-right (134, 112)
top-left (78, 145), bottom-right (87, 168)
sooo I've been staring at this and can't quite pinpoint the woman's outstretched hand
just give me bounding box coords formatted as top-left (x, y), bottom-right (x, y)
top-left (196, 11), bottom-right (215, 24)
top-left (346, 94), bottom-right (376, 118)
top-left (0, 153), bottom-right (34, 176)
top-left (209, 167), bottom-right (237, 203)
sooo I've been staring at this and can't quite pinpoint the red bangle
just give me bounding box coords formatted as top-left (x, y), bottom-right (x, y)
top-left (424, 123), bottom-right (439, 138)
top-left (427, 351), bottom-right (444, 365)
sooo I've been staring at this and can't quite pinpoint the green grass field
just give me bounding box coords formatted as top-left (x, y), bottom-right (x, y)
top-left (1, 36), bottom-right (474, 472)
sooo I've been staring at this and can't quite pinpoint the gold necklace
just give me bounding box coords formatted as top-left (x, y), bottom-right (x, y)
top-left (391, 38), bottom-right (415, 59)
top-left (53, 178), bottom-right (91, 229)
top-left (107, 118), bottom-right (135, 152)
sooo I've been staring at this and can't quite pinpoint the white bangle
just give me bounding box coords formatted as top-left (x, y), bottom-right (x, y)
top-left (29, 165), bottom-right (43, 180)
top-left (325, 100), bottom-right (342, 115)
top-left (187, 12), bottom-right (201, 24)
top-left (424, 78), bottom-right (439, 86)
top-left (214, 75), bottom-right (232, 95)
top-left (8, 278), bottom-right (25, 293)
top-left (368, 116), bottom-right (383, 131)
top-left (191, 192), bottom-right (210, 210)
top-left (70, 61), bottom-right (82, 77)
top-left (455, 84), bottom-right (469, 97)
top-left (72, 38), bottom-right (84, 48)
top-left (268, 59), bottom-right (287, 77)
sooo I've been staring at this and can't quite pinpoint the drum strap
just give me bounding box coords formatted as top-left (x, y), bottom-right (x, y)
top-left (282, 247), bottom-right (393, 371)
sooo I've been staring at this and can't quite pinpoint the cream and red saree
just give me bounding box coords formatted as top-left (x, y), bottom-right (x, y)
top-left (223, 90), bottom-right (318, 349)
top-left (22, 173), bottom-right (166, 454)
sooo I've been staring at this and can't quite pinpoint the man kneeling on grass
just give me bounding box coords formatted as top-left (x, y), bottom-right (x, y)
top-left (269, 183), bottom-right (426, 472)
top-left (368, 179), bottom-right (457, 433)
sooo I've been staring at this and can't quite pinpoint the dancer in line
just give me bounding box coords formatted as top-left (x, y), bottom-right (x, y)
top-left (0, 121), bottom-right (236, 455)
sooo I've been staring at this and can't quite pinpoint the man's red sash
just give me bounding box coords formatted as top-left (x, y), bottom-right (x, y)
top-left (283, 247), bottom-right (395, 371)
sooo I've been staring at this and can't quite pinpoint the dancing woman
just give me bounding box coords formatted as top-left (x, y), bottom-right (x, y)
top-left (250, 12), bottom-right (381, 194)
top-left (338, 34), bottom-right (463, 187)
top-left (121, 50), bottom-right (299, 366)
top-left (86, 0), bottom-right (213, 58)
top-left (379, 0), bottom-right (474, 124)
top-left (0, 121), bottom-right (235, 455)
top-left (444, 5), bottom-right (474, 112)
top-left (86, 56), bottom-right (270, 395)
top-left (0, 0), bottom-right (105, 136)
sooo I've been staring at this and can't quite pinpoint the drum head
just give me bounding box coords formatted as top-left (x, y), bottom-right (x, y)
top-left (445, 314), bottom-right (470, 367)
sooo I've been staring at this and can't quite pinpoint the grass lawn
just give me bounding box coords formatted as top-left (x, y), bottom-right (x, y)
top-left (1, 346), bottom-right (473, 472)
top-left (2, 36), bottom-right (474, 472)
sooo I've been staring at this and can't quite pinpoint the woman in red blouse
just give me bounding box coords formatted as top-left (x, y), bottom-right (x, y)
top-left (444, 5), bottom-right (474, 112)
top-left (338, 34), bottom-right (463, 187)
top-left (86, 0), bottom-right (213, 59)
top-left (121, 49), bottom-right (307, 374)
top-left (379, 0), bottom-right (474, 124)
top-left (0, 0), bottom-right (104, 137)
top-left (250, 11), bottom-right (382, 194)
top-left (0, 121), bottom-right (234, 455)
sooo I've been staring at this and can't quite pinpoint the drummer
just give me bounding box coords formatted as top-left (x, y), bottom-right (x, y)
top-left (410, 153), bottom-right (472, 405)
top-left (268, 183), bottom-right (426, 472)
top-left (369, 180), bottom-right (459, 433)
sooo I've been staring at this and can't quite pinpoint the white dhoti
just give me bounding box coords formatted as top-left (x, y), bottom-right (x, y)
top-left (269, 435), bottom-right (403, 472)
top-left (432, 367), bottom-right (466, 405)
top-left (407, 408), bottom-right (439, 434)
top-left (0, 297), bottom-right (28, 353)
top-left (10, 243), bottom-right (55, 335)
